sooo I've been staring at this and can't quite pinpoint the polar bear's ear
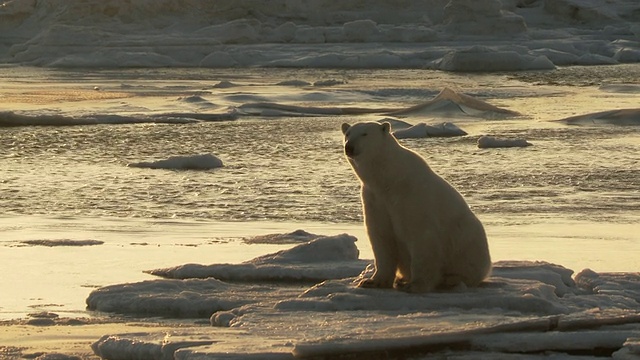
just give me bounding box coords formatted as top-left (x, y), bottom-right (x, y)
top-left (381, 122), bottom-right (391, 134)
top-left (341, 123), bottom-right (351, 135)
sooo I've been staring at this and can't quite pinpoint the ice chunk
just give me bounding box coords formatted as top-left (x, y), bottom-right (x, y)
top-left (243, 229), bottom-right (322, 244)
top-left (438, 46), bottom-right (555, 72)
top-left (393, 122), bottom-right (467, 139)
top-left (92, 333), bottom-right (214, 360)
top-left (477, 135), bottom-right (532, 148)
top-left (442, 0), bottom-right (527, 35)
top-left (557, 108), bottom-right (640, 126)
top-left (87, 278), bottom-right (246, 317)
top-left (127, 154), bottom-right (223, 170)
top-left (342, 20), bottom-right (380, 42)
top-left (147, 234), bottom-right (369, 282)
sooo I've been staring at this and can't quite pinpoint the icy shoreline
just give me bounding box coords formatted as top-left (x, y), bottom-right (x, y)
top-left (1, 0), bottom-right (639, 70)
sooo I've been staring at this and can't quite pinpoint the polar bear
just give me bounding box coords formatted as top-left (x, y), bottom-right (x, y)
top-left (341, 121), bottom-right (491, 293)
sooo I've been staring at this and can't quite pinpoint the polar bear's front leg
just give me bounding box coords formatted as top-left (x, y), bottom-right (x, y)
top-left (396, 231), bottom-right (443, 293)
top-left (358, 187), bottom-right (397, 289)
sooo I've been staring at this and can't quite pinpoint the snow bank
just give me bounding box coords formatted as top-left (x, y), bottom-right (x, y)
top-left (127, 154), bottom-right (223, 171)
top-left (1, 0), bottom-right (638, 70)
top-left (87, 230), bottom-right (640, 359)
top-left (477, 135), bottom-right (533, 148)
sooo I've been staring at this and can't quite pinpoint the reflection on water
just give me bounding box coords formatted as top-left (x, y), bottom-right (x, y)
top-left (0, 67), bottom-right (638, 224)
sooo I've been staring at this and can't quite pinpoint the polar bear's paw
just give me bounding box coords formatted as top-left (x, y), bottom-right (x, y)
top-left (395, 280), bottom-right (436, 294)
top-left (357, 278), bottom-right (393, 289)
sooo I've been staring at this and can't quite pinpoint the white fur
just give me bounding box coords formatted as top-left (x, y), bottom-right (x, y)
top-left (341, 121), bottom-right (491, 293)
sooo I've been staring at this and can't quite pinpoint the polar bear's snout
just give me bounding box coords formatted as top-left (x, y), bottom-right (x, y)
top-left (344, 141), bottom-right (356, 158)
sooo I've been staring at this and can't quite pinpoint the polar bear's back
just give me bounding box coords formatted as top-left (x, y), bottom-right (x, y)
top-left (380, 139), bottom-right (471, 215)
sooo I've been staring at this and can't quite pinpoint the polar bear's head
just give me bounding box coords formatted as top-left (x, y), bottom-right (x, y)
top-left (341, 121), bottom-right (391, 158)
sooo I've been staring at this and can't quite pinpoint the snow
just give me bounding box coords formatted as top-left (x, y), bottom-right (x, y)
top-left (0, 0), bottom-right (638, 70)
top-left (127, 154), bottom-right (224, 171)
top-left (86, 231), bottom-right (640, 359)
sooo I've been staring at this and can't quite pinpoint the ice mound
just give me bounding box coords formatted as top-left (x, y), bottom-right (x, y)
top-left (438, 46), bottom-right (555, 72)
top-left (127, 154), bottom-right (223, 170)
top-left (442, 0), bottom-right (527, 36)
top-left (387, 88), bottom-right (520, 118)
top-left (393, 122), bottom-right (467, 139)
top-left (477, 135), bottom-right (533, 148)
top-left (557, 108), bottom-right (640, 126)
top-left (145, 234), bottom-right (367, 281)
top-left (87, 229), bottom-right (640, 360)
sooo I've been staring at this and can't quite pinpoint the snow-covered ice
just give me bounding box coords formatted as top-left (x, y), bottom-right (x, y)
top-left (1, 0), bottom-right (639, 70)
top-left (86, 232), bottom-right (640, 359)
top-left (0, 1), bottom-right (639, 357)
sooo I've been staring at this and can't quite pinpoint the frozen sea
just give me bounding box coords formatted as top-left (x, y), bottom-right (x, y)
top-left (0, 65), bottom-right (639, 353)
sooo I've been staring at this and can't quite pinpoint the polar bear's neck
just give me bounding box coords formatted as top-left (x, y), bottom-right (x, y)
top-left (351, 139), bottom-right (430, 191)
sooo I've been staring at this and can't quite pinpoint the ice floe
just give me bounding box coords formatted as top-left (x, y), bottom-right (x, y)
top-left (86, 230), bottom-right (640, 359)
top-left (557, 108), bottom-right (640, 126)
top-left (127, 154), bottom-right (223, 171)
top-left (145, 234), bottom-right (367, 282)
top-left (393, 122), bottom-right (468, 139)
top-left (477, 135), bottom-right (533, 148)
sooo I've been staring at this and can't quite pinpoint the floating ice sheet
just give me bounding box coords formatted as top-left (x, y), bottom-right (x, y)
top-left (87, 230), bottom-right (640, 359)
